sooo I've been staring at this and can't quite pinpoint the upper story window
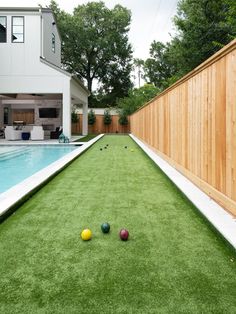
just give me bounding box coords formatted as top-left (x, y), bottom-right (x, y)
top-left (12, 16), bottom-right (24, 43)
top-left (0, 16), bottom-right (7, 43)
top-left (52, 33), bottom-right (55, 53)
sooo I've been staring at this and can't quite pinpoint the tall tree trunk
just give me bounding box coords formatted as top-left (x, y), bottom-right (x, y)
top-left (87, 77), bottom-right (93, 106)
top-left (87, 77), bottom-right (93, 93)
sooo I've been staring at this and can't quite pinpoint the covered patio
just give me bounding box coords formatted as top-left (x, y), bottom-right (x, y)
top-left (0, 59), bottom-right (89, 141)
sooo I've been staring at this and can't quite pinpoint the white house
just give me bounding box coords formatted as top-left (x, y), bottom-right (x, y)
top-left (0, 7), bottom-right (89, 139)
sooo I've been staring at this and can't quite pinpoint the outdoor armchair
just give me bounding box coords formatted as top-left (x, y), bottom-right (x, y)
top-left (30, 126), bottom-right (44, 140)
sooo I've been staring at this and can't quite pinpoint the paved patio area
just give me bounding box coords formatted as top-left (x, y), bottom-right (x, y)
top-left (0, 135), bottom-right (84, 145)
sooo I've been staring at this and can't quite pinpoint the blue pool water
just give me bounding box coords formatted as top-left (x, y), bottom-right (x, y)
top-left (0, 145), bottom-right (79, 194)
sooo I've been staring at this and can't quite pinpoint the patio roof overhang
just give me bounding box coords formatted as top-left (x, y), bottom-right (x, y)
top-left (0, 58), bottom-right (89, 138)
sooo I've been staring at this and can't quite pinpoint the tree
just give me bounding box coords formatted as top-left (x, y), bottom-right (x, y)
top-left (103, 109), bottom-right (112, 125)
top-left (117, 84), bottom-right (159, 117)
top-left (171, 0), bottom-right (233, 75)
top-left (71, 104), bottom-right (79, 123)
top-left (71, 110), bottom-right (78, 124)
top-left (144, 41), bottom-right (178, 90)
top-left (143, 0), bottom-right (236, 89)
top-left (225, 0), bottom-right (236, 39)
top-left (50, 1), bottom-right (133, 103)
top-left (133, 58), bottom-right (144, 88)
top-left (88, 109), bottom-right (96, 125)
top-left (118, 111), bottom-right (129, 126)
top-left (94, 60), bottom-right (133, 106)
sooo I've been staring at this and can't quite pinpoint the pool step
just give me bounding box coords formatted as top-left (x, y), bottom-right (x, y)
top-left (0, 147), bottom-right (33, 161)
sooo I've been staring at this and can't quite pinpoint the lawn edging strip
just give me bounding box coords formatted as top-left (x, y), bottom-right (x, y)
top-left (0, 134), bottom-right (104, 222)
top-left (130, 134), bottom-right (236, 249)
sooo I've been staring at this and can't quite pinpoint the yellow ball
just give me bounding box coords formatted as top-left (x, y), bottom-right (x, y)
top-left (81, 228), bottom-right (92, 241)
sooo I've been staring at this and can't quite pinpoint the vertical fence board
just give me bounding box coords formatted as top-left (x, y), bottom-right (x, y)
top-left (130, 40), bottom-right (236, 216)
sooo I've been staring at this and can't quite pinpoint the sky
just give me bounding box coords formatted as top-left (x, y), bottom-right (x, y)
top-left (1, 0), bottom-right (179, 87)
top-left (2, 0), bottom-right (179, 59)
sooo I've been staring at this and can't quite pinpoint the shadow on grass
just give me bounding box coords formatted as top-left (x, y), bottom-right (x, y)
top-left (73, 134), bottom-right (98, 142)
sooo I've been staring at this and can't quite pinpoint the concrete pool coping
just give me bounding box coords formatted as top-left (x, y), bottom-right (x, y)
top-left (0, 134), bottom-right (104, 221)
top-left (0, 135), bottom-right (84, 145)
top-left (130, 134), bottom-right (236, 250)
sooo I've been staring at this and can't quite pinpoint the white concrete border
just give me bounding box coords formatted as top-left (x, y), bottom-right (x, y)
top-left (0, 134), bottom-right (104, 219)
top-left (0, 135), bottom-right (84, 145)
top-left (130, 134), bottom-right (236, 249)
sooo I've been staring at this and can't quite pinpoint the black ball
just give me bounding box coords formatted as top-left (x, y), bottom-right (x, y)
top-left (101, 222), bottom-right (110, 234)
top-left (100, 148), bottom-right (103, 151)
top-left (104, 146), bottom-right (107, 149)
top-left (125, 146), bottom-right (128, 149)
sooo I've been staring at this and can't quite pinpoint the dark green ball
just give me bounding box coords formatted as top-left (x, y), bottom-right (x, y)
top-left (101, 222), bottom-right (110, 234)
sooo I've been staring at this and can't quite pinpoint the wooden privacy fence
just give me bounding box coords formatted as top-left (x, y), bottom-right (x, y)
top-left (130, 39), bottom-right (236, 216)
top-left (72, 114), bottom-right (130, 134)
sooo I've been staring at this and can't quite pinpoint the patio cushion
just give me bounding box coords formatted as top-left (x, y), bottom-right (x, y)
top-left (4, 126), bottom-right (22, 140)
top-left (30, 126), bottom-right (44, 140)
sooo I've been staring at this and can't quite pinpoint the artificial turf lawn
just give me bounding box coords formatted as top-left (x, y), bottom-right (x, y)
top-left (0, 135), bottom-right (236, 314)
top-left (73, 134), bottom-right (97, 142)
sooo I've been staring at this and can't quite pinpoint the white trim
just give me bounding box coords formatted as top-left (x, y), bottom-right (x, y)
top-left (0, 134), bottom-right (104, 219)
top-left (130, 134), bottom-right (236, 249)
top-left (40, 57), bottom-right (71, 77)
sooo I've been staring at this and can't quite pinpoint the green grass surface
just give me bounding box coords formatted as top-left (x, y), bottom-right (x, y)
top-left (73, 134), bottom-right (97, 142)
top-left (0, 135), bottom-right (235, 314)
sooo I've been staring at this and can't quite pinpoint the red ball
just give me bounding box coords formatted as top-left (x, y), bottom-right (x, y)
top-left (119, 228), bottom-right (129, 241)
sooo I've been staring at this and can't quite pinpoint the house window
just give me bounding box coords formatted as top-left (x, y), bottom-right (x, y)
top-left (0, 16), bottom-right (7, 43)
top-left (12, 16), bottom-right (24, 43)
top-left (52, 33), bottom-right (55, 52)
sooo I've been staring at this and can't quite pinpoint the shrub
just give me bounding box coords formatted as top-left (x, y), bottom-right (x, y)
top-left (117, 84), bottom-right (159, 116)
top-left (88, 109), bottom-right (96, 125)
top-left (118, 111), bottom-right (129, 125)
top-left (103, 109), bottom-right (112, 125)
top-left (71, 111), bottom-right (79, 123)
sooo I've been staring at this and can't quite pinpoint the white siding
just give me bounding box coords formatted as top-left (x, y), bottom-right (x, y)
top-left (0, 10), bottom-right (61, 75)
top-left (0, 12), bottom-right (41, 76)
top-left (0, 8), bottom-right (88, 138)
top-left (0, 10), bottom-right (69, 94)
top-left (42, 11), bottom-right (61, 67)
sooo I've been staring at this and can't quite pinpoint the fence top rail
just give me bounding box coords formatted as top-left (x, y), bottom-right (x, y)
top-left (131, 38), bottom-right (236, 116)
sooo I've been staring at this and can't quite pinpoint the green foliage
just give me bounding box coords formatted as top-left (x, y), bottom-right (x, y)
top-left (88, 109), bottom-right (96, 125)
top-left (172, 0), bottom-right (233, 74)
top-left (103, 109), bottom-right (112, 125)
top-left (117, 84), bottom-right (159, 116)
top-left (118, 112), bottom-right (129, 126)
top-left (144, 41), bottom-right (178, 90)
top-left (225, 0), bottom-right (236, 39)
top-left (144, 0), bottom-right (236, 89)
top-left (50, 1), bottom-right (133, 105)
top-left (71, 110), bottom-right (79, 123)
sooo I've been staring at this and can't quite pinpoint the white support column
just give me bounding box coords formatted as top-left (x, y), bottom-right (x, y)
top-left (0, 101), bottom-right (3, 127)
top-left (62, 85), bottom-right (71, 139)
top-left (82, 101), bottom-right (88, 136)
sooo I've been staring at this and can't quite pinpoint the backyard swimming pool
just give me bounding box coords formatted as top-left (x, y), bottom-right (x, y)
top-left (0, 145), bottom-right (79, 193)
